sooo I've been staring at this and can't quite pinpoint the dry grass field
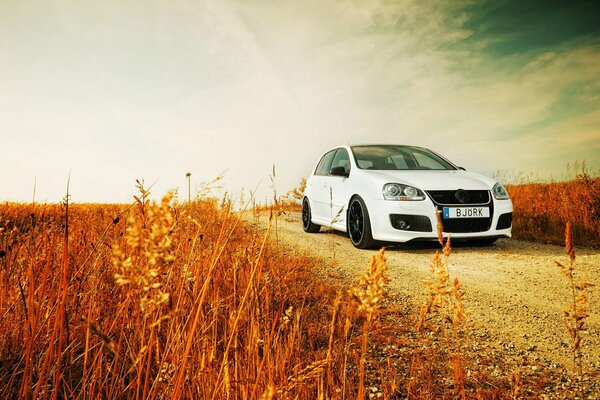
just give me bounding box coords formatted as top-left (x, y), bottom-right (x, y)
top-left (506, 170), bottom-right (600, 247)
top-left (0, 191), bottom-right (346, 399)
top-left (0, 175), bottom-right (597, 399)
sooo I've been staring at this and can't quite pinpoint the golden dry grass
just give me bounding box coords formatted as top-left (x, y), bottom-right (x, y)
top-left (0, 185), bottom-right (586, 399)
top-left (0, 195), bottom-right (343, 398)
top-left (507, 174), bottom-right (600, 247)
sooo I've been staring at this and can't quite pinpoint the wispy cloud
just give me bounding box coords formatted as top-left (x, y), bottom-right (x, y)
top-left (0, 0), bottom-right (598, 201)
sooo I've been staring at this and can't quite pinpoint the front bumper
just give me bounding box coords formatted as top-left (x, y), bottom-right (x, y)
top-left (363, 197), bottom-right (513, 243)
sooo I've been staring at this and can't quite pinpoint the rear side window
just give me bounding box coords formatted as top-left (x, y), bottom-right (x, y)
top-left (315, 149), bottom-right (337, 176)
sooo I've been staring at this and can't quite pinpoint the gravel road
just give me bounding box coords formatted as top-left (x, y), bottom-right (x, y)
top-left (252, 212), bottom-right (600, 375)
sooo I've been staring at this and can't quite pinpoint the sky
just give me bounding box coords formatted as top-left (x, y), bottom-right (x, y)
top-left (1, 0), bottom-right (599, 203)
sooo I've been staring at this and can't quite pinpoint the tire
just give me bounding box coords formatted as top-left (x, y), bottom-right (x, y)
top-left (347, 196), bottom-right (378, 249)
top-left (302, 198), bottom-right (321, 233)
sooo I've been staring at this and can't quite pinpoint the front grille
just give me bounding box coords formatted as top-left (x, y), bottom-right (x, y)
top-left (442, 218), bottom-right (492, 233)
top-left (427, 189), bottom-right (494, 233)
top-left (426, 190), bottom-right (490, 205)
top-left (390, 214), bottom-right (433, 232)
top-left (496, 213), bottom-right (512, 230)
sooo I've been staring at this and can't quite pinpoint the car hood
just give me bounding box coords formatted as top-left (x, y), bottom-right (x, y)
top-left (361, 170), bottom-right (495, 190)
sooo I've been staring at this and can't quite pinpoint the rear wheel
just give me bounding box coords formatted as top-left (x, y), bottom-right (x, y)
top-left (347, 196), bottom-right (377, 249)
top-left (302, 198), bottom-right (320, 233)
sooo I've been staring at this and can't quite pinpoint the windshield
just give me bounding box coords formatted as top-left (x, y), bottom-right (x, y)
top-left (351, 145), bottom-right (457, 171)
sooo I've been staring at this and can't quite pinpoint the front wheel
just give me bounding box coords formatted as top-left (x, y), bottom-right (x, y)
top-left (347, 196), bottom-right (377, 249)
top-left (302, 198), bottom-right (321, 233)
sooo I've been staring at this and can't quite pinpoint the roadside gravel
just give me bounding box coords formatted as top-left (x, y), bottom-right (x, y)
top-left (250, 212), bottom-right (600, 386)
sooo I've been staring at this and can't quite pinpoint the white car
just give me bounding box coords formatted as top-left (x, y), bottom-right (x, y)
top-left (302, 144), bottom-right (513, 249)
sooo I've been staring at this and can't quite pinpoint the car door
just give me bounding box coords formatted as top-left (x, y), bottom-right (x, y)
top-left (326, 148), bottom-right (350, 229)
top-left (308, 149), bottom-right (336, 222)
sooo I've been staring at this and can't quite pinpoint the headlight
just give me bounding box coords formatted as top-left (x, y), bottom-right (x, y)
top-left (383, 183), bottom-right (425, 201)
top-left (492, 182), bottom-right (510, 200)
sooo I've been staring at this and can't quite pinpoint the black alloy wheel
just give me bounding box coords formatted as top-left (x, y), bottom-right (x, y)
top-left (302, 198), bottom-right (320, 233)
top-left (347, 196), bottom-right (377, 249)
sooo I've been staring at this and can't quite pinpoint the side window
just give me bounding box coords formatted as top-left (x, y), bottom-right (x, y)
top-left (315, 150), bottom-right (336, 176)
top-left (330, 149), bottom-right (351, 174)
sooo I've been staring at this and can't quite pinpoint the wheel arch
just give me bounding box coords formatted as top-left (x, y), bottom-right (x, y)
top-left (345, 193), bottom-right (362, 223)
top-left (302, 196), bottom-right (321, 233)
top-left (346, 194), bottom-right (378, 249)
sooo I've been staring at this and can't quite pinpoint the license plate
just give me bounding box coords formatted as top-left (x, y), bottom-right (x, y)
top-left (443, 207), bottom-right (489, 219)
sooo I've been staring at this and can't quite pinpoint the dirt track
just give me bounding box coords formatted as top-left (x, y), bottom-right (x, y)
top-left (251, 212), bottom-right (600, 374)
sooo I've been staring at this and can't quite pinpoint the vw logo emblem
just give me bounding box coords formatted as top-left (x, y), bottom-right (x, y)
top-left (455, 189), bottom-right (470, 204)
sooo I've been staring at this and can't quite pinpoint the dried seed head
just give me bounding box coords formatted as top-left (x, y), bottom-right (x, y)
top-left (565, 222), bottom-right (575, 262)
top-left (281, 305), bottom-right (294, 326)
top-left (351, 249), bottom-right (389, 317)
top-left (435, 209), bottom-right (444, 246)
top-left (443, 235), bottom-right (452, 257)
top-left (111, 192), bottom-right (175, 317)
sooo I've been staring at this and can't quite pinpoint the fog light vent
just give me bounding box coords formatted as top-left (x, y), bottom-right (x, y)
top-left (496, 212), bottom-right (512, 230)
top-left (390, 214), bottom-right (432, 232)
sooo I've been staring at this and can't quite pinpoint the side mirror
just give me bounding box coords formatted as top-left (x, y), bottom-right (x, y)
top-left (329, 166), bottom-right (349, 177)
